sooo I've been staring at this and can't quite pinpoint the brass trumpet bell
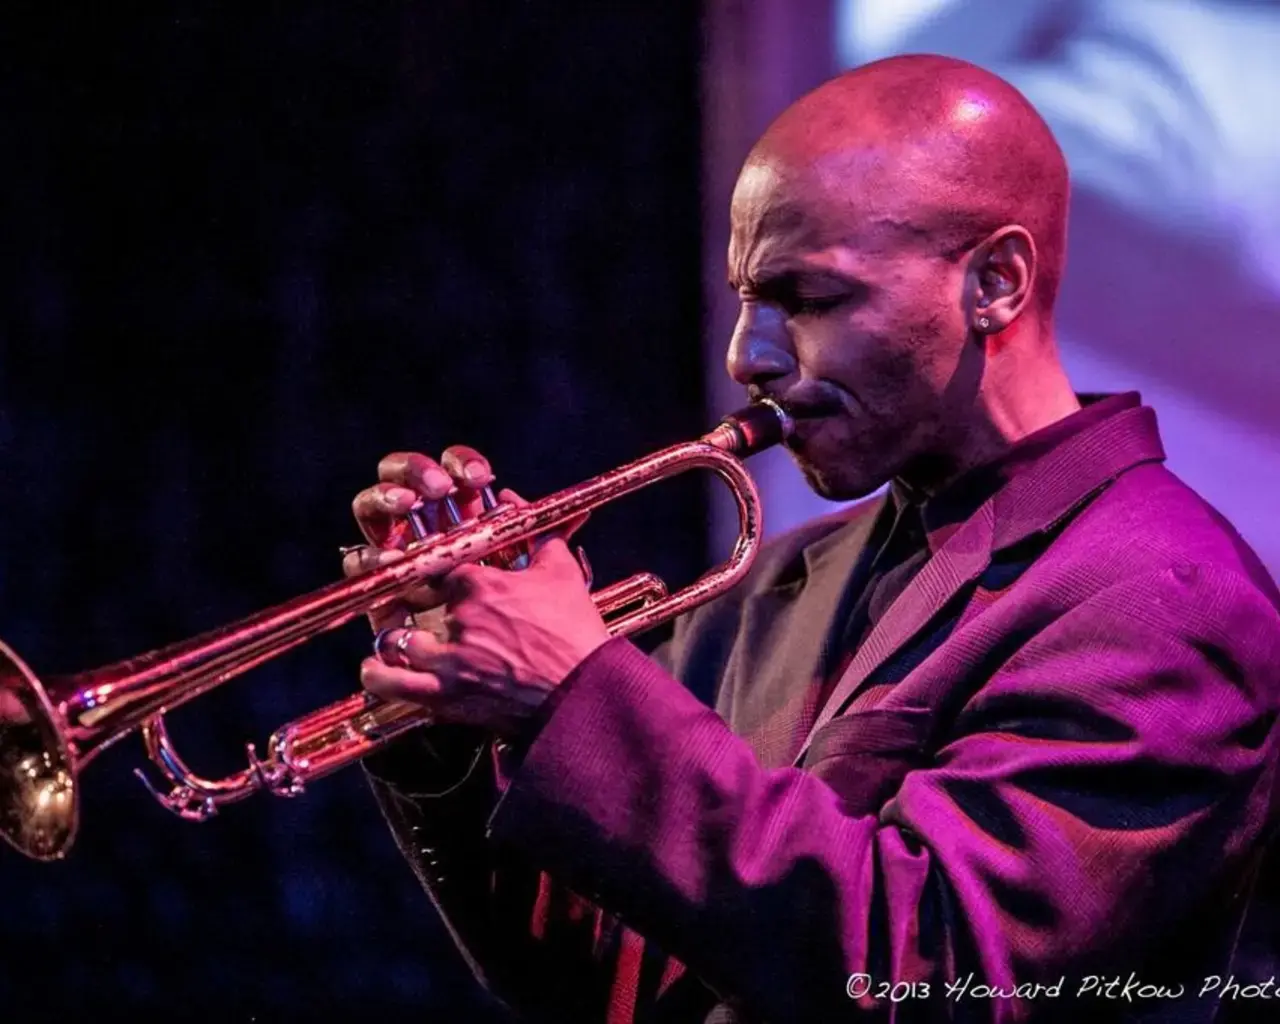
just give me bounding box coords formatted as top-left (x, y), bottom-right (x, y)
top-left (0, 643), bottom-right (78, 860)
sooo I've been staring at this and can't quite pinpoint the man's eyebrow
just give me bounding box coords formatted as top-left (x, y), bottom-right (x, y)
top-left (732, 265), bottom-right (863, 291)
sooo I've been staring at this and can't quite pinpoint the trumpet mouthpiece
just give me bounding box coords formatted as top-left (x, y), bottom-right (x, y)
top-left (703, 398), bottom-right (794, 457)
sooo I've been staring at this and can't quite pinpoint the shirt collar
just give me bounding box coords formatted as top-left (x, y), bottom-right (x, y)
top-left (890, 392), bottom-right (1141, 553)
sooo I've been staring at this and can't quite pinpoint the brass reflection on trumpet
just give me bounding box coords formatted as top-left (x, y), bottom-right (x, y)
top-left (0, 399), bottom-right (792, 861)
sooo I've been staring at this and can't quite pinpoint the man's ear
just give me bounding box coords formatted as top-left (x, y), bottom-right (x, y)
top-left (967, 225), bottom-right (1036, 335)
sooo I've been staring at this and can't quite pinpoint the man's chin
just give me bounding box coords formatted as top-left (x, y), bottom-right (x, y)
top-left (793, 455), bottom-right (885, 504)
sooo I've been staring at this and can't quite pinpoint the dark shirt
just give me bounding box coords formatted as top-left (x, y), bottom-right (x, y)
top-left (817, 392), bottom-right (1136, 718)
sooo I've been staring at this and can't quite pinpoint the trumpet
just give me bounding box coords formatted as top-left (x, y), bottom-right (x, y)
top-left (0, 399), bottom-right (792, 861)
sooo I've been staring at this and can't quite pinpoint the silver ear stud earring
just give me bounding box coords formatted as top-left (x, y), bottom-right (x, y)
top-left (977, 316), bottom-right (991, 330)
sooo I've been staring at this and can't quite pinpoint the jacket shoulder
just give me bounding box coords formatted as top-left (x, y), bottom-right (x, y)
top-left (1069, 463), bottom-right (1279, 602)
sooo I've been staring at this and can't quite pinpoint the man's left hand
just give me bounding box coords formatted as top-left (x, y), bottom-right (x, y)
top-left (360, 536), bottom-right (611, 737)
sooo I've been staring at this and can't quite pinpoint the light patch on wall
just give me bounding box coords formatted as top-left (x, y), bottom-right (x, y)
top-left (837, 0), bottom-right (953, 62)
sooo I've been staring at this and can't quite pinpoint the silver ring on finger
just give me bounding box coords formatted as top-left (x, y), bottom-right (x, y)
top-left (395, 628), bottom-right (417, 666)
top-left (339, 544), bottom-right (368, 557)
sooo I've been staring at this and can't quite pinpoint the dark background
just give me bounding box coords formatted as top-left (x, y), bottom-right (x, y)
top-left (0, 4), bottom-right (706, 1019)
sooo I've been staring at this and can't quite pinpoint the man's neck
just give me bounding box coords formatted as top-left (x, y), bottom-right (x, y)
top-left (900, 356), bottom-right (1082, 499)
top-left (984, 343), bottom-right (1081, 432)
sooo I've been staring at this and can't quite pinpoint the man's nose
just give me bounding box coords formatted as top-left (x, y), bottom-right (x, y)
top-left (725, 304), bottom-right (797, 386)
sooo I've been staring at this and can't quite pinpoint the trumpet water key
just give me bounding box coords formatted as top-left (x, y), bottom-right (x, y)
top-left (0, 399), bottom-right (792, 861)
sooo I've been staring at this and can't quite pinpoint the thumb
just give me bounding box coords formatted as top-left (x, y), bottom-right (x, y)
top-left (528, 532), bottom-right (582, 575)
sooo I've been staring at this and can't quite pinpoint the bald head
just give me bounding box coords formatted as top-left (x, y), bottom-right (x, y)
top-left (726, 56), bottom-right (1081, 501)
top-left (740, 54), bottom-right (1069, 316)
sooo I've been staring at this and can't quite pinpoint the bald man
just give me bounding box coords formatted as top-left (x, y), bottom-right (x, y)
top-left (348, 56), bottom-right (1280, 1022)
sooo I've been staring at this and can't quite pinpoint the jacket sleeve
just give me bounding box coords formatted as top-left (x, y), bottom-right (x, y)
top-left (484, 563), bottom-right (1280, 1022)
top-left (363, 629), bottom-right (688, 1020)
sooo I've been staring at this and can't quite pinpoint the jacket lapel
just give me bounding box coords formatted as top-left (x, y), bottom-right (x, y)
top-left (790, 403), bottom-right (1167, 766)
top-left (791, 502), bottom-right (996, 763)
top-left (725, 497), bottom-right (889, 767)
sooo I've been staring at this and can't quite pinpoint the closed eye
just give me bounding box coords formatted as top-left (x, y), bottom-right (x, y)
top-left (731, 268), bottom-right (865, 318)
top-left (789, 294), bottom-right (847, 316)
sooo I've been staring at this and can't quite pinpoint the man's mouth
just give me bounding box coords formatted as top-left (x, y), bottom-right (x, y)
top-left (778, 404), bottom-right (840, 453)
top-left (770, 391), bottom-right (845, 422)
top-left (749, 385), bottom-right (845, 429)
top-left (782, 399), bottom-right (842, 420)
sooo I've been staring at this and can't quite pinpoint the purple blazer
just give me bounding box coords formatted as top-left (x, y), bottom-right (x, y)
top-left (367, 398), bottom-right (1280, 1022)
